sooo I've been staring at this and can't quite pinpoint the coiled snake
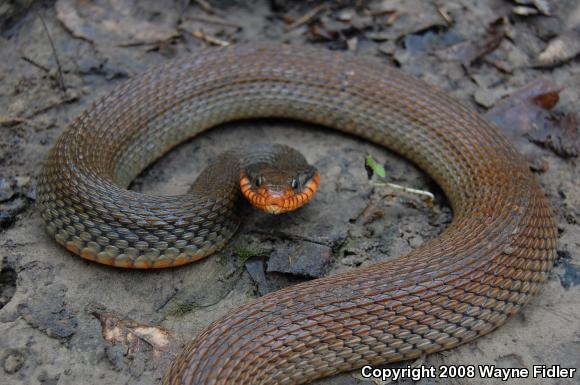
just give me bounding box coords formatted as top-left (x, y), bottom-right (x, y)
top-left (37, 44), bottom-right (557, 385)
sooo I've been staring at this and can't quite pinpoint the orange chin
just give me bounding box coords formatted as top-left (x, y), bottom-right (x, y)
top-left (240, 171), bottom-right (320, 214)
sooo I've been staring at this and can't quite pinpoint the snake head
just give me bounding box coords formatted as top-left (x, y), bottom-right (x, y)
top-left (240, 164), bottom-right (320, 214)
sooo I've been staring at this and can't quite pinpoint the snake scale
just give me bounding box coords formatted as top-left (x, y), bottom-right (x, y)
top-left (37, 44), bottom-right (557, 385)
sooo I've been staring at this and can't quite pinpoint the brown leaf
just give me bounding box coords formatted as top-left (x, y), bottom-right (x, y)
top-left (308, 23), bottom-right (339, 41)
top-left (532, 90), bottom-right (561, 110)
top-left (485, 79), bottom-right (560, 136)
top-left (485, 79), bottom-right (579, 159)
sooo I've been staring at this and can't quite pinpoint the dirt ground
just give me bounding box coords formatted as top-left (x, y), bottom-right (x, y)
top-left (0, 0), bottom-right (579, 384)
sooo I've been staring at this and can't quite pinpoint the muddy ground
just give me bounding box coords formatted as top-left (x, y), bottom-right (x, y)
top-left (0, 0), bottom-right (579, 384)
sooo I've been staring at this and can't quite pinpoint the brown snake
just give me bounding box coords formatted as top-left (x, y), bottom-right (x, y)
top-left (37, 44), bottom-right (557, 384)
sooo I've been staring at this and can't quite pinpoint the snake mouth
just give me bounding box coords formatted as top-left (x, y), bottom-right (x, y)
top-left (240, 171), bottom-right (320, 214)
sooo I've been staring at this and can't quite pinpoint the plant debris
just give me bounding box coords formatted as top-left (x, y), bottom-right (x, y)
top-left (529, 114), bottom-right (580, 158)
top-left (486, 79), bottom-right (579, 159)
top-left (55, 0), bottom-right (180, 46)
top-left (437, 18), bottom-right (509, 66)
top-left (2, 1), bottom-right (580, 384)
top-left (512, 6), bottom-right (540, 16)
top-left (365, 154), bottom-right (387, 178)
top-left (535, 25), bottom-right (580, 67)
top-left (512, 0), bottom-right (552, 16)
top-left (92, 308), bottom-right (183, 375)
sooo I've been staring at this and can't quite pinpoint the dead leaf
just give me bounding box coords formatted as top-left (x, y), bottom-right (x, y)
top-left (486, 79), bottom-right (559, 134)
top-left (437, 32), bottom-right (503, 66)
top-left (437, 18), bottom-right (509, 66)
top-left (93, 309), bottom-right (183, 376)
top-left (512, 6), bottom-right (540, 16)
top-left (474, 87), bottom-right (513, 109)
top-left (363, 0), bottom-right (447, 41)
top-left (285, 3), bottom-right (327, 31)
top-left (55, 0), bottom-right (180, 46)
top-left (512, 0), bottom-right (552, 15)
top-left (365, 0), bottom-right (398, 16)
top-left (535, 26), bottom-right (580, 67)
top-left (485, 79), bottom-right (578, 159)
top-left (529, 114), bottom-right (580, 158)
top-left (335, 8), bottom-right (355, 22)
top-left (532, 0), bottom-right (552, 15)
top-left (532, 90), bottom-right (561, 110)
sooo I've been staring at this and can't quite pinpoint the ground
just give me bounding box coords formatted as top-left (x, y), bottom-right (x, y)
top-left (0, 0), bottom-right (579, 384)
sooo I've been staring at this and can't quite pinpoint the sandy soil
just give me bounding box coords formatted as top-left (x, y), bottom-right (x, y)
top-left (0, 1), bottom-right (579, 384)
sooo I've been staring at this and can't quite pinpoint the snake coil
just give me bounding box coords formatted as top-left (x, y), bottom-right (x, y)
top-left (37, 44), bottom-right (557, 385)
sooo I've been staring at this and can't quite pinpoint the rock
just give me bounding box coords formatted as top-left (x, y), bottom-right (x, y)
top-left (0, 265), bottom-right (17, 309)
top-left (474, 87), bottom-right (511, 108)
top-left (245, 256), bottom-right (306, 295)
top-left (0, 177), bottom-right (15, 201)
top-left (267, 241), bottom-right (334, 278)
top-left (0, 197), bottom-right (28, 228)
top-left (244, 257), bottom-right (268, 293)
top-left (37, 370), bottom-right (60, 385)
top-left (377, 40), bottom-right (396, 55)
top-left (557, 262), bottom-right (580, 289)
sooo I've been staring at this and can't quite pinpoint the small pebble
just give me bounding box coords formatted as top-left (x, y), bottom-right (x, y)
top-left (2, 349), bottom-right (25, 374)
top-left (0, 178), bottom-right (15, 202)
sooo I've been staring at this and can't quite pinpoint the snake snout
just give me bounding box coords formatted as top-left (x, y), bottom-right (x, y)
top-left (263, 188), bottom-right (294, 214)
top-left (239, 170), bottom-right (320, 214)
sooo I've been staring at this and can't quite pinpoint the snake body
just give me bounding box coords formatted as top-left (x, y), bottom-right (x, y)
top-left (37, 44), bottom-right (557, 384)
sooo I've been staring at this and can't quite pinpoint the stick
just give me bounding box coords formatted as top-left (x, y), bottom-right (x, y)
top-left (38, 12), bottom-right (66, 92)
top-left (188, 14), bottom-right (243, 29)
top-left (191, 30), bottom-right (231, 46)
top-left (286, 3), bottom-right (327, 31)
top-left (21, 56), bottom-right (50, 73)
top-left (372, 181), bottom-right (435, 207)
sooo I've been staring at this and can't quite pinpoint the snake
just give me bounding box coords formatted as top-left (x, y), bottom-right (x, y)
top-left (37, 44), bottom-right (557, 385)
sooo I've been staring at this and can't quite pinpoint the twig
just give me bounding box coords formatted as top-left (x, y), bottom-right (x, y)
top-left (188, 14), bottom-right (243, 29)
top-left (193, 0), bottom-right (214, 14)
top-left (350, 200), bottom-right (384, 225)
top-left (285, 3), bottom-right (327, 31)
top-left (372, 181), bottom-right (435, 207)
top-left (482, 57), bottom-right (514, 74)
top-left (37, 12), bottom-right (66, 92)
top-left (0, 115), bottom-right (45, 130)
top-left (437, 6), bottom-right (454, 26)
top-left (21, 56), bottom-right (50, 73)
top-left (191, 30), bottom-right (231, 46)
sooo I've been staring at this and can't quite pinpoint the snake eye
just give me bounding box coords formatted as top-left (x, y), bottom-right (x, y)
top-left (255, 176), bottom-right (263, 187)
top-left (291, 177), bottom-right (298, 189)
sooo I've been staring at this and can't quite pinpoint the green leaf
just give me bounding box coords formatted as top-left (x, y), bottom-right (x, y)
top-left (365, 154), bottom-right (386, 178)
